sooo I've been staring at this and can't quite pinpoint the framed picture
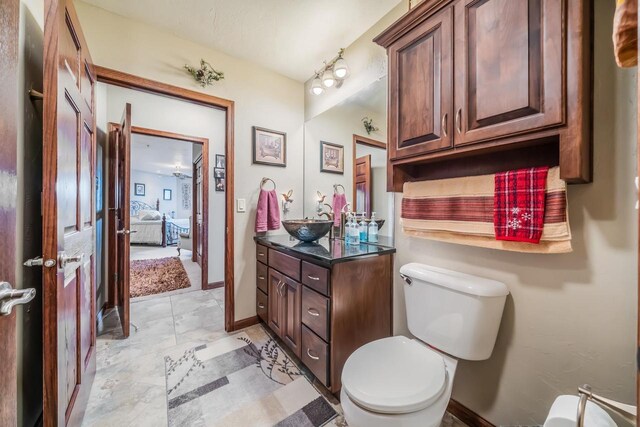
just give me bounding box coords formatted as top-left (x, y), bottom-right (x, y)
top-left (252, 126), bottom-right (286, 167)
top-left (163, 189), bottom-right (172, 200)
top-left (134, 183), bottom-right (145, 196)
top-left (320, 141), bottom-right (344, 174)
top-left (215, 154), bottom-right (225, 169)
top-left (214, 168), bottom-right (225, 191)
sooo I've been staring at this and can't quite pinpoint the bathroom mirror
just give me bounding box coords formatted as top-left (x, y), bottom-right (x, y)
top-left (303, 78), bottom-right (394, 240)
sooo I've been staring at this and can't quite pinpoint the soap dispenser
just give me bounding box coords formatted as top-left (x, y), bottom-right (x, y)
top-left (359, 212), bottom-right (368, 242)
top-left (368, 212), bottom-right (379, 243)
top-left (352, 214), bottom-right (360, 245)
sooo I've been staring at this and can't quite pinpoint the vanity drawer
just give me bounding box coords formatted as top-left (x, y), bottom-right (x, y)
top-left (269, 249), bottom-right (300, 281)
top-left (256, 244), bottom-right (268, 264)
top-left (301, 261), bottom-right (329, 296)
top-left (256, 289), bottom-right (268, 323)
top-left (302, 286), bottom-right (330, 341)
top-left (256, 261), bottom-right (268, 294)
top-left (301, 325), bottom-right (329, 387)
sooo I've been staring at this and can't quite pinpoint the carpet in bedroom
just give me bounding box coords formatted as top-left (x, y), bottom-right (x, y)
top-left (130, 256), bottom-right (191, 298)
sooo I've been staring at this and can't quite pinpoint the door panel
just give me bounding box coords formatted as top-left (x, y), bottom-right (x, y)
top-left (115, 104), bottom-right (132, 338)
top-left (354, 155), bottom-right (371, 215)
top-left (0, 0), bottom-right (19, 424)
top-left (194, 154), bottom-right (203, 265)
top-left (454, 0), bottom-right (563, 145)
top-left (389, 5), bottom-right (453, 159)
top-left (282, 279), bottom-right (302, 358)
top-left (43, 0), bottom-right (97, 424)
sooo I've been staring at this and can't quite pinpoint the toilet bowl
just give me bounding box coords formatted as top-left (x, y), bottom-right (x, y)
top-left (340, 263), bottom-right (509, 427)
top-left (341, 336), bottom-right (458, 427)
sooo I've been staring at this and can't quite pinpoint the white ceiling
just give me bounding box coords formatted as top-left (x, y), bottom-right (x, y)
top-left (79, 0), bottom-right (402, 82)
top-left (131, 133), bottom-right (194, 176)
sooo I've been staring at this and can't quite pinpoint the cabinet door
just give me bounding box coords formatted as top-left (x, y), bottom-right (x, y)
top-left (282, 278), bottom-right (302, 358)
top-left (453, 0), bottom-right (563, 146)
top-left (267, 269), bottom-right (284, 337)
top-left (388, 5), bottom-right (453, 160)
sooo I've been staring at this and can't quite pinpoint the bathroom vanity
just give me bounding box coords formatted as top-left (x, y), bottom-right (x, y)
top-left (254, 235), bottom-right (395, 393)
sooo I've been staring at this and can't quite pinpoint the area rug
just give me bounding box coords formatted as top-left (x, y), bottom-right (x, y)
top-left (130, 256), bottom-right (191, 298)
top-left (164, 324), bottom-right (343, 427)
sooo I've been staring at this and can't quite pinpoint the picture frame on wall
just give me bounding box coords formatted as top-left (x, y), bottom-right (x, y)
top-left (134, 183), bottom-right (145, 196)
top-left (215, 154), bottom-right (225, 169)
top-left (252, 126), bottom-right (286, 167)
top-left (163, 189), bottom-right (172, 200)
top-left (320, 141), bottom-right (344, 174)
top-left (214, 168), bottom-right (225, 192)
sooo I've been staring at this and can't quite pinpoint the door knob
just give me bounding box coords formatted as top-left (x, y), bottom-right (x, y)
top-left (0, 282), bottom-right (36, 316)
top-left (117, 229), bottom-right (137, 235)
top-left (58, 252), bottom-right (84, 267)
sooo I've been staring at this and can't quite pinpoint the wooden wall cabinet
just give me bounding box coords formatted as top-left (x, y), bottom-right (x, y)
top-left (375, 0), bottom-right (592, 191)
top-left (255, 240), bottom-right (393, 393)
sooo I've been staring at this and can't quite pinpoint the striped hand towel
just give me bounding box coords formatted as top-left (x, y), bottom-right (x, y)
top-left (401, 167), bottom-right (571, 253)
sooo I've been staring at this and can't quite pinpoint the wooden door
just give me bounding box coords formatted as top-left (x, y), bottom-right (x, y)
top-left (193, 153), bottom-right (204, 265)
top-left (0, 0), bottom-right (19, 424)
top-left (453, 0), bottom-right (563, 146)
top-left (115, 104), bottom-right (132, 337)
top-left (354, 155), bottom-right (372, 215)
top-left (268, 268), bottom-right (284, 337)
top-left (388, 5), bottom-right (453, 160)
top-left (282, 278), bottom-right (302, 358)
top-left (43, 0), bottom-right (97, 424)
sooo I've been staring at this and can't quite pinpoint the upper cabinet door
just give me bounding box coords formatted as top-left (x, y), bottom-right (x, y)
top-left (389, 5), bottom-right (453, 160)
top-left (454, 0), bottom-right (563, 146)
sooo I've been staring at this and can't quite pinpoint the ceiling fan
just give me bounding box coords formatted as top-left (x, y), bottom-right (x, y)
top-left (172, 164), bottom-right (192, 179)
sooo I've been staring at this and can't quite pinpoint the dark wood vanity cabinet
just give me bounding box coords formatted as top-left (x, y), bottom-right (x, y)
top-left (376, 0), bottom-right (592, 190)
top-left (255, 240), bottom-right (393, 393)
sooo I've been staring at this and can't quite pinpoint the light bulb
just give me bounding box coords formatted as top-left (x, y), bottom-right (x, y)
top-left (310, 76), bottom-right (324, 95)
top-left (322, 69), bottom-right (335, 88)
top-left (333, 57), bottom-right (349, 79)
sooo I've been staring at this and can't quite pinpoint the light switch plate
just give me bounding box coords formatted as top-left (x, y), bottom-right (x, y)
top-left (236, 198), bottom-right (246, 213)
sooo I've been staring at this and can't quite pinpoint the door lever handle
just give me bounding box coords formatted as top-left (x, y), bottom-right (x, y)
top-left (58, 252), bottom-right (84, 267)
top-left (116, 229), bottom-right (137, 235)
top-left (0, 282), bottom-right (36, 316)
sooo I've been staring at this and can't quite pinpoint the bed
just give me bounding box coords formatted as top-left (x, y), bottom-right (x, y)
top-left (130, 200), bottom-right (190, 246)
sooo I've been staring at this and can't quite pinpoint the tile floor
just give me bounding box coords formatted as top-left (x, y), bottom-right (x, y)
top-left (84, 288), bottom-right (468, 427)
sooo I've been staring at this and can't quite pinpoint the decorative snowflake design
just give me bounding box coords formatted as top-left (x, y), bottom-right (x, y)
top-left (521, 211), bottom-right (533, 222)
top-left (510, 207), bottom-right (521, 215)
top-left (507, 218), bottom-right (521, 230)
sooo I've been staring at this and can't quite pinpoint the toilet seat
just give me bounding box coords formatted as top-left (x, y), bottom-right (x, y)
top-left (342, 336), bottom-right (447, 415)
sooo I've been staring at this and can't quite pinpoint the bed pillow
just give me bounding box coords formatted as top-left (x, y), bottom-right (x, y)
top-left (138, 209), bottom-right (162, 221)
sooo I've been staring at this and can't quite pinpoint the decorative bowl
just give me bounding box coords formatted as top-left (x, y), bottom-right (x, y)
top-left (282, 219), bottom-right (333, 242)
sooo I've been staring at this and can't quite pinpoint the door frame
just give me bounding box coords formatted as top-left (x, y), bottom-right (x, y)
top-left (352, 134), bottom-right (386, 215)
top-left (96, 66), bottom-right (236, 332)
top-left (107, 125), bottom-right (210, 293)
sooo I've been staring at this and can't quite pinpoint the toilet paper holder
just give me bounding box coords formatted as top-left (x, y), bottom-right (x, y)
top-left (577, 384), bottom-right (636, 426)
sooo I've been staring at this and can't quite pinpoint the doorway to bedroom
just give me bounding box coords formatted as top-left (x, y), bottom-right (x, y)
top-left (126, 128), bottom-right (208, 300)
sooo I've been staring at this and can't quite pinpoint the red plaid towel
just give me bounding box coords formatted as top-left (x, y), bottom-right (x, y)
top-left (494, 167), bottom-right (549, 243)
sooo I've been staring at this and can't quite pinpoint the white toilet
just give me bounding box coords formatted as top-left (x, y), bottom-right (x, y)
top-left (340, 263), bottom-right (509, 427)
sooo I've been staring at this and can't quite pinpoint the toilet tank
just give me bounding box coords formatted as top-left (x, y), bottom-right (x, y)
top-left (400, 263), bottom-right (509, 361)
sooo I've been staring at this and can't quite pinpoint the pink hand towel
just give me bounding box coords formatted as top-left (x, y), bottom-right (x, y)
top-left (267, 190), bottom-right (281, 231)
top-left (256, 189), bottom-right (281, 233)
top-left (332, 193), bottom-right (347, 227)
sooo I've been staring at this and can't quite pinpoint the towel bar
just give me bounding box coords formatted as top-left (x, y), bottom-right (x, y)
top-left (260, 177), bottom-right (276, 190)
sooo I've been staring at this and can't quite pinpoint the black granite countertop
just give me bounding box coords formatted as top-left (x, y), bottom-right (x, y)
top-left (254, 234), bottom-right (396, 265)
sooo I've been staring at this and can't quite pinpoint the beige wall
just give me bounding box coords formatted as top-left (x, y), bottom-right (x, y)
top-left (75, 1), bottom-right (305, 322)
top-left (392, 3), bottom-right (638, 425)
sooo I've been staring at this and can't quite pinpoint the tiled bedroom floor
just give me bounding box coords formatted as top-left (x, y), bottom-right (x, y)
top-left (83, 288), bottom-right (468, 427)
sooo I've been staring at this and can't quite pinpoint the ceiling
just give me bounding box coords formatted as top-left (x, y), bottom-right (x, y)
top-left (131, 133), bottom-right (194, 177)
top-left (79, 0), bottom-right (402, 82)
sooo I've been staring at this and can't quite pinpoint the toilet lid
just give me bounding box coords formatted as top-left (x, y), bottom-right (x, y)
top-left (342, 336), bottom-right (447, 414)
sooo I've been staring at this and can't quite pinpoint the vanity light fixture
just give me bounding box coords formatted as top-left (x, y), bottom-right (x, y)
top-left (311, 48), bottom-right (349, 96)
top-left (311, 73), bottom-right (325, 95)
